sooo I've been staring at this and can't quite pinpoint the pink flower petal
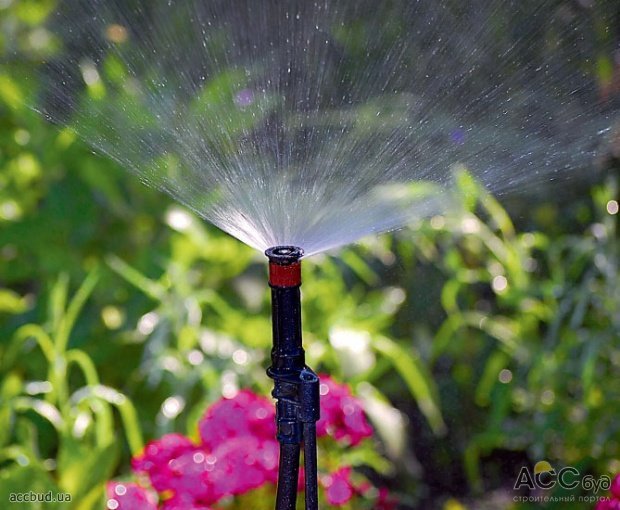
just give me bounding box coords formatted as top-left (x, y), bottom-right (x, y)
top-left (106, 482), bottom-right (158, 510)
top-left (316, 375), bottom-right (373, 446)
top-left (321, 467), bottom-right (354, 507)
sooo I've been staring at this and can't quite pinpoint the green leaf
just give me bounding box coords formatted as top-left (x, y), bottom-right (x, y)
top-left (49, 274), bottom-right (70, 337)
top-left (461, 312), bottom-right (519, 353)
top-left (464, 432), bottom-right (507, 492)
top-left (597, 54), bottom-right (614, 86)
top-left (0, 464), bottom-right (64, 510)
top-left (340, 444), bottom-right (393, 475)
top-left (56, 268), bottom-right (100, 352)
top-left (12, 397), bottom-right (64, 431)
top-left (72, 386), bottom-right (143, 455)
top-left (453, 166), bottom-right (479, 212)
top-left (372, 336), bottom-right (446, 435)
top-left (15, 0), bottom-right (56, 26)
top-left (581, 337), bottom-right (602, 403)
top-left (57, 434), bottom-right (118, 499)
top-left (106, 254), bottom-right (166, 300)
top-left (340, 250), bottom-right (379, 286)
top-left (0, 289), bottom-right (30, 314)
top-left (357, 383), bottom-right (407, 460)
top-left (3, 325), bottom-right (55, 372)
top-left (0, 75), bottom-right (24, 110)
top-left (475, 350), bottom-right (510, 407)
top-left (0, 373), bottom-right (22, 447)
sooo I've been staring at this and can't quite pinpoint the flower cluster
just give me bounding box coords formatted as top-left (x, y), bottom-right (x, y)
top-left (131, 390), bottom-right (278, 509)
top-left (317, 374), bottom-right (373, 446)
top-left (106, 376), bottom-right (393, 509)
top-left (319, 467), bottom-right (397, 509)
top-left (595, 474), bottom-right (620, 510)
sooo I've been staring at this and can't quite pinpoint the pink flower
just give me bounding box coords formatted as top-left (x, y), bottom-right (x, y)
top-left (297, 466), bottom-right (306, 493)
top-left (206, 436), bottom-right (279, 497)
top-left (133, 435), bottom-right (279, 505)
top-left (595, 473), bottom-right (620, 510)
top-left (321, 467), bottom-right (354, 506)
top-left (132, 434), bottom-right (223, 504)
top-left (196, 390), bottom-right (279, 498)
top-left (611, 473), bottom-right (620, 500)
top-left (127, 385), bottom-right (378, 507)
top-left (131, 433), bottom-right (196, 492)
top-left (198, 389), bottom-right (275, 449)
top-left (317, 375), bottom-right (373, 446)
top-left (376, 487), bottom-right (398, 510)
top-left (161, 447), bottom-right (221, 504)
top-left (105, 482), bottom-right (158, 510)
top-left (161, 493), bottom-right (213, 510)
top-left (131, 391), bottom-right (280, 506)
top-left (596, 500), bottom-right (620, 510)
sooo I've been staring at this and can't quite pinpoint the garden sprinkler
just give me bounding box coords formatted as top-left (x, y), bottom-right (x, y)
top-left (265, 246), bottom-right (320, 510)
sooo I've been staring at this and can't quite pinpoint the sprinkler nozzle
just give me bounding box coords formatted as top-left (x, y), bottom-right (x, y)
top-left (265, 246), bottom-right (304, 265)
top-left (266, 246), bottom-right (303, 287)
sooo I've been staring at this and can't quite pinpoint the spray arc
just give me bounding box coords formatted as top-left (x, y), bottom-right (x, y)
top-left (265, 246), bottom-right (319, 510)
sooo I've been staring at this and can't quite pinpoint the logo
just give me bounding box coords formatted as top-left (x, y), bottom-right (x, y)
top-left (514, 461), bottom-right (611, 494)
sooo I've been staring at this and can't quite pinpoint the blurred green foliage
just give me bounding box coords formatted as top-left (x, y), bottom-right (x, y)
top-left (1, 1), bottom-right (619, 510)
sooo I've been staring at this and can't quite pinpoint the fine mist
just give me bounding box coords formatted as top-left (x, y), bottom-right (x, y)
top-left (21, 0), bottom-right (619, 255)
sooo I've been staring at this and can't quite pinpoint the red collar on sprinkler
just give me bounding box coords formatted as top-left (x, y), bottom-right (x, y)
top-left (265, 246), bottom-right (303, 287)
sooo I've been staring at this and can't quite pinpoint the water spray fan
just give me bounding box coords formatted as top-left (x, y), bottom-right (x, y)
top-left (265, 246), bottom-right (319, 510)
top-left (15, 0), bottom-right (620, 507)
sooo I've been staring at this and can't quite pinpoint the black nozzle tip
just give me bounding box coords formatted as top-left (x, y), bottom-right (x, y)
top-left (265, 246), bottom-right (304, 265)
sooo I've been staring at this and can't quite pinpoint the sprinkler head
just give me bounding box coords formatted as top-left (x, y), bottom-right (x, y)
top-left (265, 246), bottom-right (303, 287)
top-left (265, 246), bottom-right (304, 265)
